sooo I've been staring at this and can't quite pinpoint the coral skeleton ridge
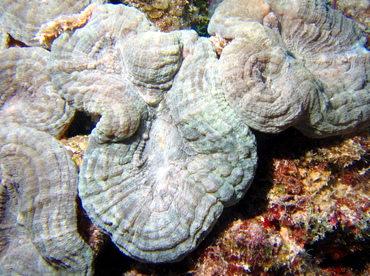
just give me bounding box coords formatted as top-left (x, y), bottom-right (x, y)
top-left (0, 0), bottom-right (369, 273)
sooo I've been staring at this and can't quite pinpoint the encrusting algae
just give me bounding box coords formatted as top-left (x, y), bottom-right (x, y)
top-left (36, 3), bottom-right (98, 48)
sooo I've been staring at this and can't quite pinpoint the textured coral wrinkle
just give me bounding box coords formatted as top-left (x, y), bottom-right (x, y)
top-left (1, 0), bottom-right (369, 272)
top-left (208, 0), bottom-right (370, 137)
top-left (0, 126), bottom-right (94, 275)
top-left (132, 119), bottom-right (151, 168)
top-left (0, 0), bottom-right (103, 48)
top-left (36, 3), bottom-right (99, 47)
top-left (79, 27), bottom-right (257, 263)
top-left (0, 47), bottom-right (74, 138)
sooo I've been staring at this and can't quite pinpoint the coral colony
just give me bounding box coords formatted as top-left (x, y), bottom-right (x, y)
top-left (0, 0), bottom-right (369, 274)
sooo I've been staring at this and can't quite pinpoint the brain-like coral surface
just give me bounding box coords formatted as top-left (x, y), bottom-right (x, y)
top-left (209, 0), bottom-right (370, 137)
top-left (120, 31), bottom-right (183, 104)
top-left (50, 4), bottom-right (175, 143)
top-left (218, 34), bottom-right (315, 133)
top-left (79, 33), bottom-right (257, 262)
top-left (0, 125), bottom-right (94, 275)
top-left (0, 47), bottom-right (74, 138)
top-left (0, 0), bottom-right (102, 47)
top-left (0, 0), bottom-right (369, 272)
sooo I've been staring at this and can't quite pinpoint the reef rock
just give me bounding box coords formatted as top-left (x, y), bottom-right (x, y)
top-left (209, 0), bottom-right (370, 137)
top-left (0, 125), bottom-right (94, 275)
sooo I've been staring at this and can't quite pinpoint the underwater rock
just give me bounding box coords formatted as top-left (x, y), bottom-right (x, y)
top-left (79, 33), bottom-right (257, 263)
top-left (0, 125), bottom-right (94, 275)
top-left (0, 47), bottom-right (74, 138)
top-left (209, 0), bottom-right (370, 137)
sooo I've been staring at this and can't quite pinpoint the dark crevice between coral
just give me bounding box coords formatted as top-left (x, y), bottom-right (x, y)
top-left (93, 239), bottom-right (133, 276)
top-left (107, 0), bottom-right (123, 4)
top-left (189, 0), bottom-right (211, 37)
top-left (306, 228), bottom-right (370, 274)
top-left (190, 21), bottom-right (210, 37)
top-left (94, 244), bottom-right (196, 276)
top-left (76, 196), bottom-right (131, 276)
top-left (127, 259), bottom-right (195, 276)
top-left (65, 110), bottom-right (97, 137)
top-left (7, 34), bottom-right (29, 48)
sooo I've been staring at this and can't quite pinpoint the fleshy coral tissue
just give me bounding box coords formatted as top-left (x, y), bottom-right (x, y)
top-left (0, 0), bottom-right (369, 275)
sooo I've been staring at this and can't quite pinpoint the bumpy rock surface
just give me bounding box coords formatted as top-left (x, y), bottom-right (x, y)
top-left (79, 33), bottom-right (257, 263)
top-left (0, 0), bottom-right (102, 47)
top-left (0, 125), bottom-right (94, 275)
top-left (209, 0), bottom-right (370, 137)
top-left (0, 47), bottom-right (74, 138)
